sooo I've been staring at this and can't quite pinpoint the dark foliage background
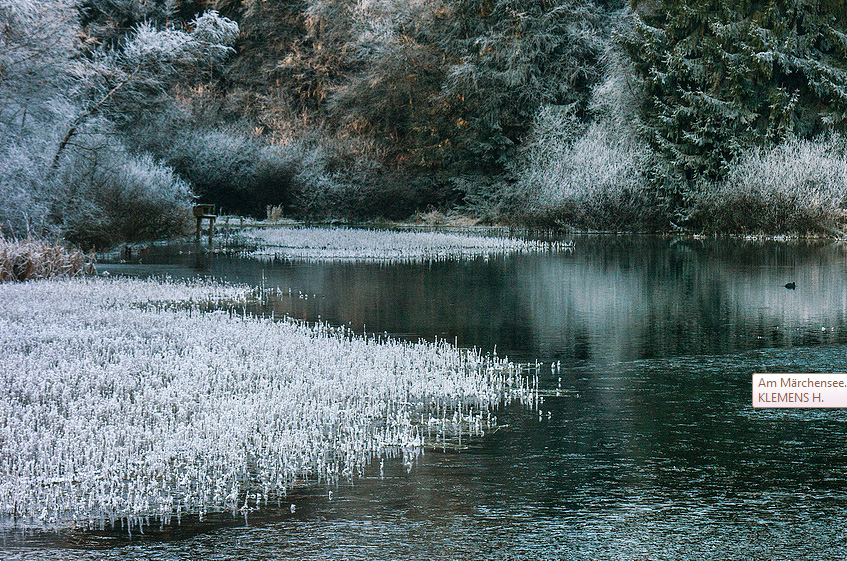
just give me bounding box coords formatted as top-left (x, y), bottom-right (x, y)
top-left (2, 0), bottom-right (846, 244)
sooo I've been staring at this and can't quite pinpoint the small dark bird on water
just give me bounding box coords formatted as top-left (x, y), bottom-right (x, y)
top-left (785, 282), bottom-right (796, 290)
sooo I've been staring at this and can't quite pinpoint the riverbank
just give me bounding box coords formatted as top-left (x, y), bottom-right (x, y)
top-left (102, 220), bottom-right (844, 270)
top-left (214, 216), bottom-right (847, 242)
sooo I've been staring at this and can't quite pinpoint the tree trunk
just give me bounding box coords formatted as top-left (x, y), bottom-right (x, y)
top-left (50, 69), bottom-right (137, 171)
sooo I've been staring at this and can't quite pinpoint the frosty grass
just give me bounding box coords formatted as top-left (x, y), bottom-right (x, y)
top-left (0, 277), bottom-right (527, 529)
top-left (236, 226), bottom-right (564, 262)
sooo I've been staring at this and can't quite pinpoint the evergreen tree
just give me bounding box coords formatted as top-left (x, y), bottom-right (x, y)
top-left (625, 0), bottom-right (847, 181)
top-left (325, 0), bottom-right (449, 169)
top-left (435, 0), bottom-right (605, 173)
top-left (327, 0), bottom-right (605, 174)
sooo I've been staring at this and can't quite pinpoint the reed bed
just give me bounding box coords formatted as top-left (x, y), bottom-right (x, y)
top-left (0, 277), bottom-right (529, 530)
top-left (236, 226), bottom-right (568, 262)
top-left (0, 238), bottom-right (94, 282)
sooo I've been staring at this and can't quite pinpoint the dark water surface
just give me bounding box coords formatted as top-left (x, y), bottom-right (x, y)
top-left (6, 235), bottom-right (847, 559)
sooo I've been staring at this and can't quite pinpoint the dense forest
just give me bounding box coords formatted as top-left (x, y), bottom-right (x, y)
top-left (2, 0), bottom-right (847, 247)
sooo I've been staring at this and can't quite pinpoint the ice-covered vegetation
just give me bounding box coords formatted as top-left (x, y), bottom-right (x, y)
top-left (0, 277), bottom-right (529, 529)
top-left (0, 238), bottom-right (94, 282)
top-left (686, 136), bottom-right (847, 235)
top-left (509, 43), bottom-right (660, 231)
top-left (55, 146), bottom-right (194, 248)
top-left (237, 226), bottom-right (565, 262)
top-left (518, 105), bottom-right (660, 231)
top-left (0, 1), bottom-right (236, 246)
top-left (4, 0), bottom-right (847, 242)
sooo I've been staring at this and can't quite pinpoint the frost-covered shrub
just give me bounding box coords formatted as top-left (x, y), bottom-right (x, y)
top-left (282, 137), bottom-right (338, 219)
top-left (281, 135), bottom-right (382, 220)
top-left (282, 134), bottom-right (433, 221)
top-left (168, 128), bottom-right (263, 212)
top-left (119, 11), bottom-right (237, 69)
top-left (0, 237), bottom-right (94, 282)
top-left (0, 142), bottom-right (55, 237)
top-left (138, 122), bottom-right (422, 221)
top-left (191, 9), bottom-right (241, 49)
top-left (166, 127), bottom-right (295, 217)
top-left (686, 136), bottom-right (847, 234)
top-left (55, 143), bottom-right (192, 248)
top-left (511, 40), bottom-right (666, 231)
top-left (517, 105), bottom-right (659, 231)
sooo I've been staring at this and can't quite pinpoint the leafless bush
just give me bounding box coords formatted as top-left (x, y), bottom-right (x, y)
top-left (266, 205), bottom-right (283, 221)
top-left (281, 133), bottom-right (427, 221)
top-left (687, 135), bottom-right (847, 234)
top-left (164, 127), bottom-right (295, 216)
top-left (54, 141), bottom-right (193, 248)
top-left (517, 105), bottom-right (660, 231)
top-left (0, 141), bottom-right (55, 237)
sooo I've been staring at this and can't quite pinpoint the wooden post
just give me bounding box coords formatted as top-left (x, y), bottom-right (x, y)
top-left (193, 205), bottom-right (217, 245)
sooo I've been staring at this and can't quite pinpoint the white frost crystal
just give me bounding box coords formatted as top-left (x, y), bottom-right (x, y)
top-left (238, 226), bottom-right (565, 262)
top-left (0, 277), bottom-right (522, 529)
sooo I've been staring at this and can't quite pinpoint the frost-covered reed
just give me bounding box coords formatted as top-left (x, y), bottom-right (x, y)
top-left (236, 226), bottom-right (564, 262)
top-left (0, 277), bottom-right (527, 530)
top-left (0, 237), bottom-right (94, 282)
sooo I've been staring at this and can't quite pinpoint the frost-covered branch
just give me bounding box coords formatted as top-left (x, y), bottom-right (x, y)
top-left (51, 11), bottom-right (238, 168)
top-left (51, 65), bottom-right (140, 170)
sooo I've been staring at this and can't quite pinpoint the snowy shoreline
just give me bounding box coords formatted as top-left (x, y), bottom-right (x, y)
top-left (0, 277), bottom-right (527, 530)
